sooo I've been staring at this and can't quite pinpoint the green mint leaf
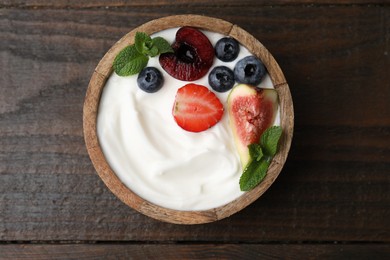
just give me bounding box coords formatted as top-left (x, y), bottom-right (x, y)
top-left (113, 45), bottom-right (148, 76)
top-left (152, 37), bottom-right (174, 54)
top-left (113, 32), bottom-right (172, 77)
top-left (248, 143), bottom-right (263, 162)
top-left (239, 126), bottom-right (283, 191)
top-left (239, 157), bottom-right (271, 191)
top-left (135, 32), bottom-right (152, 54)
top-left (146, 45), bottom-right (159, 57)
top-left (260, 126), bottom-right (282, 156)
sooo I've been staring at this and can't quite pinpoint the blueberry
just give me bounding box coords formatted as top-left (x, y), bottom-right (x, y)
top-left (234, 56), bottom-right (266, 86)
top-left (137, 67), bottom-right (164, 93)
top-left (215, 37), bottom-right (240, 62)
top-left (208, 66), bottom-right (235, 92)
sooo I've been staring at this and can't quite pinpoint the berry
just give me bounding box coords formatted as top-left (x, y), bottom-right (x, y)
top-left (215, 37), bottom-right (240, 62)
top-left (234, 56), bottom-right (266, 86)
top-left (208, 66), bottom-right (235, 92)
top-left (159, 27), bottom-right (214, 81)
top-left (137, 67), bottom-right (164, 93)
top-left (173, 83), bottom-right (224, 132)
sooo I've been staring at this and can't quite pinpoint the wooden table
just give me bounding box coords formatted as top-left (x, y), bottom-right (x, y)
top-left (1, 1), bottom-right (389, 258)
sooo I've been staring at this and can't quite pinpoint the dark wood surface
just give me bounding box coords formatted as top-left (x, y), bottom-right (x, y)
top-left (1, 0), bottom-right (389, 258)
top-left (1, 244), bottom-right (390, 259)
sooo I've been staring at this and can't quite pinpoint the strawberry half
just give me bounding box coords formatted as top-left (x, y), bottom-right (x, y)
top-left (173, 83), bottom-right (224, 132)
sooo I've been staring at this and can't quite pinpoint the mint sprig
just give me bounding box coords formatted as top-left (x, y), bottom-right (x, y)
top-left (239, 126), bottom-right (282, 191)
top-left (261, 126), bottom-right (282, 156)
top-left (113, 32), bottom-right (173, 76)
top-left (239, 157), bottom-right (271, 192)
top-left (113, 45), bottom-right (148, 76)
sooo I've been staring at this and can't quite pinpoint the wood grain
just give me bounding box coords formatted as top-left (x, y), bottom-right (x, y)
top-left (1, 2), bottom-right (389, 241)
top-left (0, 0), bottom-right (388, 8)
top-left (0, 244), bottom-right (389, 259)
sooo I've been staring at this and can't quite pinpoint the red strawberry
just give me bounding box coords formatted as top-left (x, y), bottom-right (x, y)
top-left (173, 84), bottom-right (224, 132)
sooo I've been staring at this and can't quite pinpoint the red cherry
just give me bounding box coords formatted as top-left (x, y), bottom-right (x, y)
top-left (159, 27), bottom-right (214, 81)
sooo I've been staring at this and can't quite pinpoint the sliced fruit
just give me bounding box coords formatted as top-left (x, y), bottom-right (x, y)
top-left (159, 27), bottom-right (214, 81)
top-left (215, 37), bottom-right (240, 62)
top-left (137, 67), bottom-right (164, 93)
top-left (228, 84), bottom-right (278, 167)
top-left (173, 83), bottom-right (224, 132)
top-left (208, 66), bottom-right (235, 93)
top-left (234, 56), bottom-right (266, 86)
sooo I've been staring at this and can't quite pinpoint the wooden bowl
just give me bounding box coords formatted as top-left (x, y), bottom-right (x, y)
top-left (83, 15), bottom-right (294, 224)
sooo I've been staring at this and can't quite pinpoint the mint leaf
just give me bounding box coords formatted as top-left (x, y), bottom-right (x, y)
top-left (248, 143), bottom-right (263, 162)
top-left (239, 158), bottom-right (270, 191)
top-left (260, 126), bottom-right (282, 156)
top-left (114, 32), bottom-right (172, 77)
top-left (135, 32), bottom-right (152, 54)
top-left (239, 126), bottom-right (283, 191)
top-left (152, 37), bottom-right (174, 54)
top-left (146, 45), bottom-right (159, 57)
top-left (113, 45), bottom-right (148, 76)
top-left (121, 54), bottom-right (148, 76)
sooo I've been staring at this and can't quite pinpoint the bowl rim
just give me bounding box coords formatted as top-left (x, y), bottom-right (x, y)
top-left (83, 14), bottom-right (294, 224)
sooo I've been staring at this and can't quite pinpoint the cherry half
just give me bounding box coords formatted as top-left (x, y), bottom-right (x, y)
top-left (159, 27), bottom-right (214, 81)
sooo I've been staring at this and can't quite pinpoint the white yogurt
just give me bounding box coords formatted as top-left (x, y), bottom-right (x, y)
top-left (97, 28), bottom-right (278, 211)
